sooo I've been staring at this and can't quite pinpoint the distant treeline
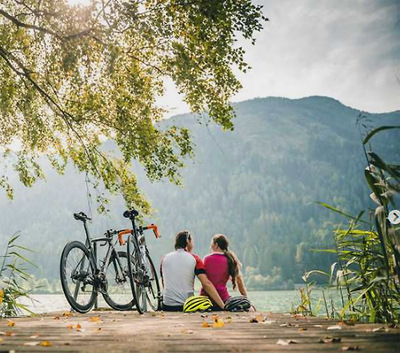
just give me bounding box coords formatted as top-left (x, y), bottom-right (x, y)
top-left (1, 96), bottom-right (399, 291)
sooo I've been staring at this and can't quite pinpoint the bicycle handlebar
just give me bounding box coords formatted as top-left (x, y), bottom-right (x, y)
top-left (143, 224), bottom-right (161, 238)
top-left (117, 229), bottom-right (132, 245)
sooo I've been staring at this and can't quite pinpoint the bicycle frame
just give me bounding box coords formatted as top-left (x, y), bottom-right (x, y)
top-left (78, 219), bottom-right (127, 292)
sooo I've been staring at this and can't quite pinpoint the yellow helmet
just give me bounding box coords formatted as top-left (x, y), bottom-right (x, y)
top-left (183, 296), bottom-right (213, 313)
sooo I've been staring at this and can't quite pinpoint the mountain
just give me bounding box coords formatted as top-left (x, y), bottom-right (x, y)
top-left (0, 96), bottom-right (399, 291)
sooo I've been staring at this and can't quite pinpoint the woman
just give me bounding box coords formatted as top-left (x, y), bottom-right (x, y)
top-left (200, 234), bottom-right (248, 307)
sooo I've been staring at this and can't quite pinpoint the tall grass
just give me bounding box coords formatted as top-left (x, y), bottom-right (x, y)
top-left (0, 233), bottom-right (35, 317)
top-left (305, 116), bottom-right (400, 324)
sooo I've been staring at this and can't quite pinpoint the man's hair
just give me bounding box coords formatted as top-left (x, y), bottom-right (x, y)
top-left (175, 230), bottom-right (192, 250)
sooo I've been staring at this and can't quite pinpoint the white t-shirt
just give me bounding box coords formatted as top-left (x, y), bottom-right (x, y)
top-left (160, 249), bottom-right (205, 306)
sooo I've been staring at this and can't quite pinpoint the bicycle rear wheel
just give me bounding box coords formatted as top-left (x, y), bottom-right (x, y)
top-left (60, 241), bottom-right (96, 313)
top-left (126, 234), bottom-right (143, 314)
top-left (144, 251), bottom-right (161, 311)
top-left (102, 251), bottom-right (135, 311)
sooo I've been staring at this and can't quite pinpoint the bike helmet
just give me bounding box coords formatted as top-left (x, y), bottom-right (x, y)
top-left (224, 296), bottom-right (251, 312)
top-left (183, 296), bottom-right (213, 313)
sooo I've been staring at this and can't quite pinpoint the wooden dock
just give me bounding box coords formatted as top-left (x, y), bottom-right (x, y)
top-left (0, 310), bottom-right (399, 352)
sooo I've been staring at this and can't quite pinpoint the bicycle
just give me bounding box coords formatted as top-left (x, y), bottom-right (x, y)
top-left (60, 212), bottom-right (136, 313)
top-left (123, 209), bottom-right (162, 314)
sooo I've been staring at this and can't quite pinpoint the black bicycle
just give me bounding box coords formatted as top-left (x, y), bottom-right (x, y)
top-left (60, 212), bottom-right (135, 313)
top-left (123, 209), bottom-right (162, 314)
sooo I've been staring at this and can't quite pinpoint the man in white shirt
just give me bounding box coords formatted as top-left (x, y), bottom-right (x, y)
top-left (160, 230), bottom-right (225, 311)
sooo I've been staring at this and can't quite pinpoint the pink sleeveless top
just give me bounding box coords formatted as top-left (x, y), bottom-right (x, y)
top-left (200, 253), bottom-right (230, 302)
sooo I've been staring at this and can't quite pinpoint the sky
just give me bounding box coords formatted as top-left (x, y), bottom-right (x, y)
top-left (158, 0), bottom-right (400, 116)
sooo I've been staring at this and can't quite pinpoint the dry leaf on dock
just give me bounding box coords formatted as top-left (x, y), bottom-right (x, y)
top-left (318, 337), bottom-right (341, 343)
top-left (276, 339), bottom-right (298, 345)
top-left (40, 340), bottom-right (53, 347)
top-left (23, 342), bottom-right (40, 346)
top-left (327, 325), bottom-right (342, 330)
top-left (249, 314), bottom-right (263, 323)
top-left (213, 318), bottom-right (225, 328)
top-left (89, 316), bottom-right (101, 323)
top-left (341, 346), bottom-right (360, 351)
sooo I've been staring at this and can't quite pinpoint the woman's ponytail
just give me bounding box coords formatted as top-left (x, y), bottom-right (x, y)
top-left (212, 234), bottom-right (240, 290)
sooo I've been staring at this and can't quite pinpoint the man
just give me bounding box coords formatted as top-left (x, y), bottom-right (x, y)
top-left (160, 230), bottom-right (225, 311)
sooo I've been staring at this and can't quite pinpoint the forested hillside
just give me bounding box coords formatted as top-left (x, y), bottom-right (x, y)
top-left (0, 96), bottom-right (398, 291)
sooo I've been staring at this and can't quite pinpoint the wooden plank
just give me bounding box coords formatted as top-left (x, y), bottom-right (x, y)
top-left (0, 311), bottom-right (399, 352)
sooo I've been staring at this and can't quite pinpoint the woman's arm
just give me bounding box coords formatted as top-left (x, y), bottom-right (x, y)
top-left (236, 274), bottom-right (247, 297)
top-left (198, 273), bottom-right (225, 309)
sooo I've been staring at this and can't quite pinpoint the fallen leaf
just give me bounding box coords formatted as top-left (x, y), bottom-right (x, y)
top-left (280, 323), bottom-right (291, 327)
top-left (0, 337), bottom-right (3, 343)
top-left (372, 327), bottom-right (387, 332)
top-left (5, 331), bottom-right (16, 336)
top-left (62, 312), bottom-right (72, 317)
top-left (225, 316), bottom-right (232, 320)
top-left (276, 339), bottom-right (298, 345)
top-left (318, 337), bottom-right (342, 343)
top-left (202, 322), bottom-right (211, 328)
top-left (181, 329), bottom-right (194, 334)
top-left (40, 340), bottom-right (53, 347)
top-left (213, 318), bottom-right (225, 328)
top-left (341, 346), bottom-right (360, 351)
top-left (151, 313), bottom-right (157, 317)
top-left (67, 324), bottom-right (74, 329)
top-left (298, 327), bottom-right (308, 331)
top-left (53, 316), bottom-right (60, 320)
top-left (249, 314), bottom-right (263, 323)
top-left (7, 320), bottom-right (15, 327)
top-left (89, 316), bottom-right (101, 323)
top-left (327, 325), bottom-right (342, 330)
top-left (23, 342), bottom-right (40, 346)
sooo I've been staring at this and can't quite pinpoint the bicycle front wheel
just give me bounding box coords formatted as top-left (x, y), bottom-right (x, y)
top-left (126, 235), bottom-right (143, 314)
top-left (60, 241), bottom-right (96, 313)
top-left (102, 251), bottom-right (135, 311)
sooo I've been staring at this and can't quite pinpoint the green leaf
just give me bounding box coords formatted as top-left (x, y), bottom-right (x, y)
top-left (363, 125), bottom-right (400, 144)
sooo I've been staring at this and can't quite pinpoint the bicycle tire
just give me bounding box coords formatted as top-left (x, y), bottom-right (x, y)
top-left (102, 251), bottom-right (135, 311)
top-left (60, 241), bottom-right (96, 313)
top-left (126, 234), bottom-right (143, 314)
top-left (144, 251), bottom-right (161, 311)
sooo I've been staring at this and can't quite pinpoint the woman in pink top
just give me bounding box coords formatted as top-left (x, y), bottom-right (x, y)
top-left (200, 234), bottom-right (248, 305)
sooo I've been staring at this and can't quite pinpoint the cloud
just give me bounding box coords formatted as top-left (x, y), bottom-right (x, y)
top-left (233, 0), bottom-right (400, 112)
top-left (158, 0), bottom-right (400, 116)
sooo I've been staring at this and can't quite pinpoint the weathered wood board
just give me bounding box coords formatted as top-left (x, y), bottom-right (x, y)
top-left (0, 311), bottom-right (399, 352)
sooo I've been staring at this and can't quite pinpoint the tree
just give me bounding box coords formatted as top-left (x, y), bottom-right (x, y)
top-left (0, 0), bottom-right (267, 212)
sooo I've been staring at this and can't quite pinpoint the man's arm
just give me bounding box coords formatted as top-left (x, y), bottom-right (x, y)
top-left (198, 273), bottom-right (225, 309)
top-left (236, 274), bottom-right (247, 297)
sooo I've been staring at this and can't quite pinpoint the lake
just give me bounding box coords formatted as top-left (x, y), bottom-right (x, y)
top-left (20, 289), bottom-right (342, 315)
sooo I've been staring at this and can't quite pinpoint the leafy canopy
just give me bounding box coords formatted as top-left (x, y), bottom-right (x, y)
top-left (0, 0), bottom-right (266, 212)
